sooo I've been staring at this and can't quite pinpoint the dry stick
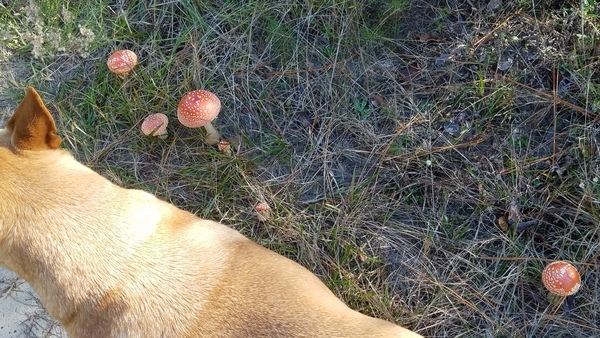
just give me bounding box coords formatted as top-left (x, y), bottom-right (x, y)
top-left (478, 256), bottom-right (598, 267)
top-left (382, 136), bottom-right (488, 163)
top-left (471, 9), bottom-right (522, 49)
top-left (377, 114), bottom-right (488, 163)
top-left (498, 153), bottom-right (561, 175)
top-left (377, 115), bottom-right (426, 164)
top-left (488, 67), bottom-right (600, 120)
top-left (552, 64), bottom-right (559, 169)
top-left (449, 53), bottom-right (597, 119)
top-left (484, 64), bottom-right (598, 176)
top-left (494, 65), bottom-right (567, 175)
top-left (542, 315), bottom-right (600, 332)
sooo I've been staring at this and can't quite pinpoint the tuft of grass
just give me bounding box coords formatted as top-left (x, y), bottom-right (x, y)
top-left (1, 1), bottom-right (600, 337)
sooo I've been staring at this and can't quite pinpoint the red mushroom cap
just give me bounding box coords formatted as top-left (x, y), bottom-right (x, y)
top-left (218, 140), bottom-right (231, 153)
top-left (255, 202), bottom-right (271, 213)
top-left (141, 113), bottom-right (168, 137)
top-left (107, 50), bottom-right (138, 75)
top-left (542, 261), bottom-right (581, 296)
top-left (255, 202), bottom-right (272, 221)
top-left (177, 90), bottom-right (221, 128)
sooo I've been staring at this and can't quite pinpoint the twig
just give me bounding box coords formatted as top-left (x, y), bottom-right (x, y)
top-left (472, 9), bottom-right (522, 49)
top-left (378, 115), bottom-right (426, 164)
top-left (488, 67), bottom-right (599, 120)
top-left (477, 256), bottom-right (598, 267)
top-left (382, 137), bottom-right (488, 163)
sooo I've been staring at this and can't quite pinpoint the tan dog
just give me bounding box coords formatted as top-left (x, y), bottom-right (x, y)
top-left (0, 87), bottom-right (422, 338)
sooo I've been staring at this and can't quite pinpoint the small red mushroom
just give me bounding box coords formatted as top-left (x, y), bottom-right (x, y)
top-left (107, 49), bottom-right (138, 75)
top-left (177, 90), bottom-right (221, 145)
top-left (255, 202), bottom-right (272, 221)
top-left (542, 261), bottom-right (581, 296)
top-left (218, 140), bottom-right (232, 155)
top-left (141, 113), bottom-right (169, 139)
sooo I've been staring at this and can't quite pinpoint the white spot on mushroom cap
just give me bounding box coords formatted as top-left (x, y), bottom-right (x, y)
top-left (141, 113), bottom-right (169, 136)
top-left (177, 90), bottom-right (221, 128)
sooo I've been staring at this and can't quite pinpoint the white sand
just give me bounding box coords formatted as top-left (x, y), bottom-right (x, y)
top-left (0, 268), bottom-right (66, 338)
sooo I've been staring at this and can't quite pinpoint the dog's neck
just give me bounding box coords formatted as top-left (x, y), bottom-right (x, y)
top-left (0, 147), bottom-right (226, 332)
top-left (0, 149), bottom-right (167, 320)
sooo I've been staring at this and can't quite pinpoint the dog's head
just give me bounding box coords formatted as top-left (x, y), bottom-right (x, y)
top-left (1, 87), bottom-right (62, 152)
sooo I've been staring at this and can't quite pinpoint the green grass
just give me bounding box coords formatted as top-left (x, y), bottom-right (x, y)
top-left (1, 0), bottom-right (600, 337)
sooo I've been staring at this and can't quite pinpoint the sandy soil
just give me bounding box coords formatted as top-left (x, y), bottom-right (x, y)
top-left (0, 268), bottom-right (65, 338)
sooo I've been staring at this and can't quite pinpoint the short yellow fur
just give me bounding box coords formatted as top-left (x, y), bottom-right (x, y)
top-left (0, 87), bottom-right (422, 338)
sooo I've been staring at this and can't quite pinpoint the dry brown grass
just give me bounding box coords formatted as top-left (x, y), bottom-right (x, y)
top-left (1, 0), bottom-right (599, 337)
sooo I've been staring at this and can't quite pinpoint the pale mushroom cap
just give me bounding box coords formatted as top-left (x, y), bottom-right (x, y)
top-left (141, 113), bottom-right (168, 136)
top-left (107, 50), bottom-right (138, 75)
top-left (542, 261), bottom-right (581, 296)
top-left (177, 90), bottom-right (221, 128)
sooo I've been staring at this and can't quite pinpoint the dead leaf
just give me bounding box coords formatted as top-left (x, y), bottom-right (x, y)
top-left (508, 199), bottom-right (520, 226)
top-left (422, 237), bottom-right (432, 255)
top-left (397, 62), bottom-right (420, 81)
top-left (549, 156), bottom-right (574, 179)
top-left (498, 216), bottom-right (509, 233)
top-left (370, 95), bottom-right (385, 107)
top-left (295, 111), bottom-right (313, 131)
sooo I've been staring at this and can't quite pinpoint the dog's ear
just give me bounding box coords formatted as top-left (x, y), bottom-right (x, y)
top-left (6, 87), bottom-right (62, 150)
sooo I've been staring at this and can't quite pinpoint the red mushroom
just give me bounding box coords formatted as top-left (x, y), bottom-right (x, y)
top-left (255, 202), bottom-right (272, 221)
top-left (542, 261), bottom-right (581, 296)
top-left (141, 113), bottom-right (169, 139)
top-left (177, 90), bottom-right (221, 145)
top-left (218, 140), bottom-right (232, 155)
top-left (107, 49), bottom-right (138, 75)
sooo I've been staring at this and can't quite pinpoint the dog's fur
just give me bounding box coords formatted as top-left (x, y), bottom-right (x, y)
top-left (0, 87), bottom-right (422, 338)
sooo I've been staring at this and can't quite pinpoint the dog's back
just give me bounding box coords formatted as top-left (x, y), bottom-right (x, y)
top-left (0, 87), bottom-right (422, 338)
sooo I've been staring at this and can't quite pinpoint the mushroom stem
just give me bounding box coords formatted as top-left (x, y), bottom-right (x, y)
top-left (157, 129), bottom-right (168, 139)
top-left (203, 122), bottom-right (221, 145)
